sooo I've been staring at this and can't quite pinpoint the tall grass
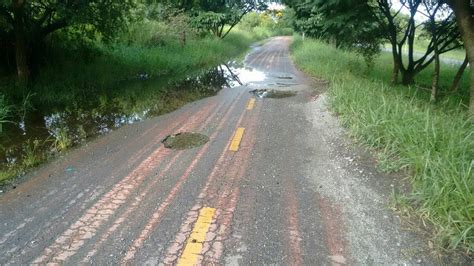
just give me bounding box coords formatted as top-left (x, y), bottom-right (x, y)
top-left (291, 37), bottom-right (473, 252)
top-left (0, 94), bottom-right (11, 132)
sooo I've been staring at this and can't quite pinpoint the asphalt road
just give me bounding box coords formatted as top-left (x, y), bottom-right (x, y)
top-left (0, 37), bottom-right (437, 265)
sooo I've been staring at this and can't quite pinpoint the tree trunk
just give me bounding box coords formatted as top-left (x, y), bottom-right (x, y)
top-left (390, 44), bottom-right (400, 84)
top-left (431, 18), bottom-right (440, 103)
top-left (450, 55), bottom-right (468, 92)
top-left (12, 0), bottom-right (30, 83)
top-left (447, 0), bottom-right (474, 116)
top-left (431, 46), bottom-right (440, 103)
top-left (391, 52), bottom-right (400, 84)
top-left (401, 69), bottom-right (415, 85)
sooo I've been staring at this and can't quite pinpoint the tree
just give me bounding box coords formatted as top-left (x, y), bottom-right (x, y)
top-left (156, 0), bottom-right (268, 38)
top-left (446, 0), bottom-right (474, 116)
top-left (419, 0), bottom-right (456, 102)
top-left (194, 0), bottom-right (268, 38)
top-left (375, 0), bottom-right (461, 85)
top-left (283, 0), bottom-right (385, 66)
top-left (0, 0), bottom-right (135, 82)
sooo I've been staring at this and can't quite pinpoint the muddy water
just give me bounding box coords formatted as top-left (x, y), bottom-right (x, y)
top-left (162, 132), bottom-right (210, 150)
top-left (249, 89), bottom-right (297, 98)
top-left (0, 61), bottom-right (264, 177)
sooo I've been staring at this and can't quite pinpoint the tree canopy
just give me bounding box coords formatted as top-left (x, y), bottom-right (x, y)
top-left (153, 0), bottom-right (268, 38)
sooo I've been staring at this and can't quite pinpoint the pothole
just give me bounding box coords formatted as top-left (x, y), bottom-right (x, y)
top-left (249, 89), bottom-right (297, 99)
top-left (277, 76), bottom-right (293, 80)
top-left (276, 82), bottom-right (299, 87)
top-left (162, 132), bottom-right (209, 150)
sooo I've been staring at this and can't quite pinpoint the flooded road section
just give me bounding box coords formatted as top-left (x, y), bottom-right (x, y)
top-left (0, 61), bottom-right (266, 178)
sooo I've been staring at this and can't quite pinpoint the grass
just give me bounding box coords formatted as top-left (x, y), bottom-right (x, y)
top-left (22, 139), bottom-right (43, 168)
top-left (0, 94), bottom-right (12, 133)
top-left (291, 36), bottom-right (473, 253)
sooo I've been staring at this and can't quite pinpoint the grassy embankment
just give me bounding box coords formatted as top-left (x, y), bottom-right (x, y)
top-left (0, 23), bottom-right (276, 184)
top-left (291, 36), bottom-right (473, 253)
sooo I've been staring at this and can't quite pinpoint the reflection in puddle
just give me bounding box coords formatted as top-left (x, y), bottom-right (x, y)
top-left (229, 68), bottom-right (266, 85)
top-left (0, 61), bottom-right (259, 174)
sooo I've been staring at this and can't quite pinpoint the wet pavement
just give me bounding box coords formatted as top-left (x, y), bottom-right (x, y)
top-left (0, 37), bottom-right (444, 265)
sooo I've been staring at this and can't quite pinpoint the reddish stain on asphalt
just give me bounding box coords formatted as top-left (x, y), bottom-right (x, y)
top-left (317, 194), bottom-right (349, 265)
top-left (283, 178), bottom-right (303, 266)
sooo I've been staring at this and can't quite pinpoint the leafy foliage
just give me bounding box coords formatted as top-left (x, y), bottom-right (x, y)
top-left (283, 0), bottom-right (384, 65)
top-left (0, 0), bottom-right (135, 40)
top-left (0, 0), bottom-right (136, 79)
top-left (154, 0), bottom-right (268, 38)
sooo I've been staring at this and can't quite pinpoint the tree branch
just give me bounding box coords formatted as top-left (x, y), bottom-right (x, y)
top-left (39, 19), bottom-right (67, 38)
top-left (221, 6), bottom-right (252, 39)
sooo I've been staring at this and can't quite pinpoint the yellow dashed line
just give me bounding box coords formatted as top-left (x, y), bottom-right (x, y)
top-left (229, 127), bottom-right (245, 151)
top-left (177, 207), bottom-right (216, 266)
top-left (246, 98), bottom-right (256, 110)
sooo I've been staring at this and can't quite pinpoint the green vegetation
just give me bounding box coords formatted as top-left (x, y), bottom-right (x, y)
top-left (0, 94), bottom-right (12, 133)
top-left (240, 9), bottom-right (294, 37)
top-left (291, 37), bottom-right (473, 252)
top-left (22, 139), bottom-right (43, 168)
top-left (154, 0), bottom-right (268, 38)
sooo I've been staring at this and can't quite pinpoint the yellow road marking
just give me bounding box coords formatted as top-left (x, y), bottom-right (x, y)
top-left (177, 207), bottom-right (216, 266)
top-left (246, 98), bottom-right (256, 110)
top-left (229, 127), bottom-right (245, 151)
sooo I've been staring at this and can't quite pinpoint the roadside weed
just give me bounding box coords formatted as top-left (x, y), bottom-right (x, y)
top-left (22, 139), bottom-right (43, 168)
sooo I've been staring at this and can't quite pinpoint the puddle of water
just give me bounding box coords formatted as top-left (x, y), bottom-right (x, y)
top-left (249, 89), bottom-right (297, 99)
top-left (162, 132), bottom-right (209, 150)
top-left (0, 61), bottom-right (254, 174)
top-left (277, 76), bottom-right (293, 80)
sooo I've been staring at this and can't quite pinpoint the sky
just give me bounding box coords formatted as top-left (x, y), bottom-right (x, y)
top-left (267, 2), bottom-right (285, 11)
top-left (378, 0), bottom-right (452, 22)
